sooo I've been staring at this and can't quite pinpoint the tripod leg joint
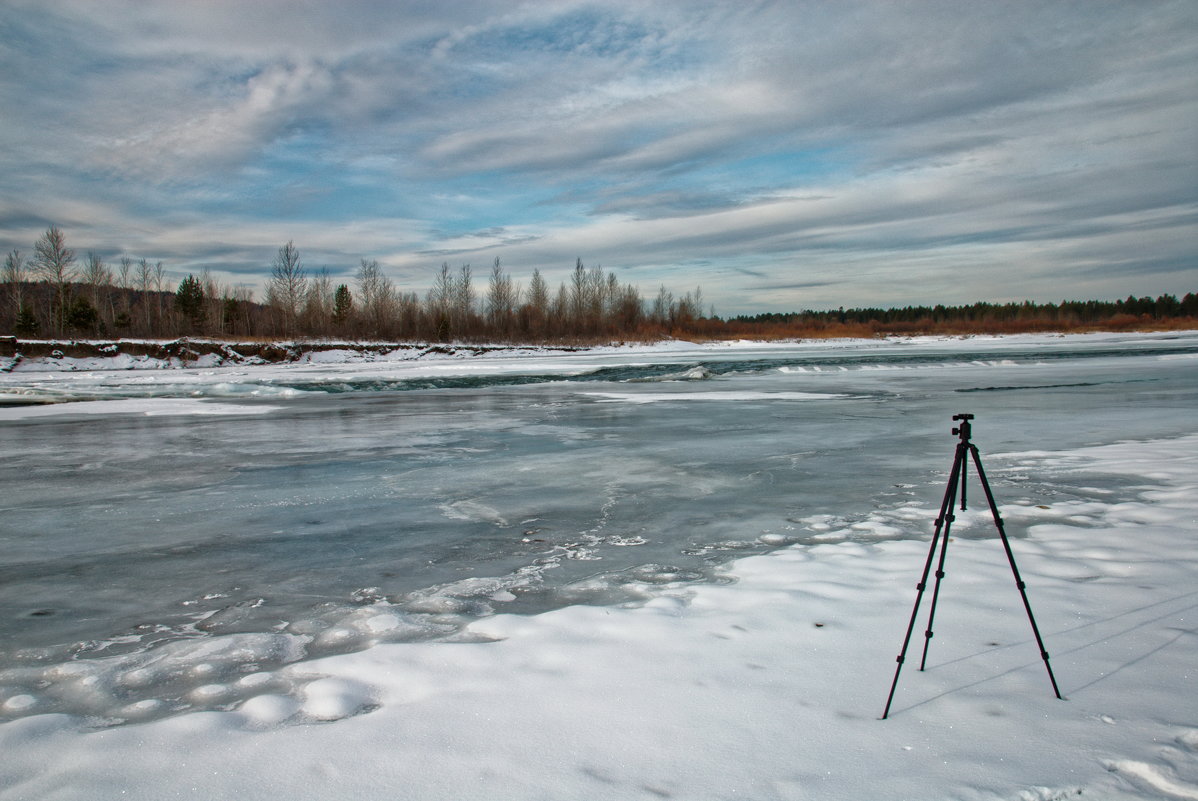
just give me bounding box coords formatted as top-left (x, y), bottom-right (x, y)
top-left (924, 630), bottom-right (933, 639)
top-left (895, 655), bottom-right (905, 664)
top-left (935, 569), bottom-right (945, 579)
top-left (916, 582), bottom-right (925, 591)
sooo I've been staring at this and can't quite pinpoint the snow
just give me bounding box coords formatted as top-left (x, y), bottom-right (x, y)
top-left (1, 332), bottom-right (1196, 799)
top-left (1, 450), bottom-right (1195, 798)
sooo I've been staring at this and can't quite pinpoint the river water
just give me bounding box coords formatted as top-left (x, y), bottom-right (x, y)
top-left (1, 332), bottom-right (1195, 723)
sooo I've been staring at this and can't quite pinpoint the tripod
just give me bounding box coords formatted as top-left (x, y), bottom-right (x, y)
top-left (881, 413), bottom-right (1061, 719)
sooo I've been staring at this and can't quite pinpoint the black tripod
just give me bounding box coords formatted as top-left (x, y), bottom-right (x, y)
top-left (881, 413), bottom-right (1061, 719)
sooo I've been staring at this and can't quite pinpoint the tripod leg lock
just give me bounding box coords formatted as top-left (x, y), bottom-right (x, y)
top-left (896, 655), bottom-right (905, 664)
top-left (916, 582), bottom-right (925, 591)
top-left (1016, 580), bottom-right (1026, 590)
top-left (935, 570), bottom-right (945, 579)
top-left (924, 630), bottom-right (933, 639)
top-left (1041, 650), bottom-right (1050, 660)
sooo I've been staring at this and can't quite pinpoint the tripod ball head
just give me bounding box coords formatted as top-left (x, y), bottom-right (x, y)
top-left (951, 413), bottom-right (974, 438)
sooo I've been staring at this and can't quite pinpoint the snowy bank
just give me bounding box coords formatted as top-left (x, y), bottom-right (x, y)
top-left (3, 330), bottom-right (1194, 412)
top-left (2, 433), bottom-right (1196, 800)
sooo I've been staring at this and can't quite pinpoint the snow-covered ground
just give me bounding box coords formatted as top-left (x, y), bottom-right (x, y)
top-left (1, 332), bottom-right (1196, 799)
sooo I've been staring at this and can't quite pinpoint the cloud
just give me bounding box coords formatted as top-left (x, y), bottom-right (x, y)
top-left (0, 1), bottom-right (1194, 313)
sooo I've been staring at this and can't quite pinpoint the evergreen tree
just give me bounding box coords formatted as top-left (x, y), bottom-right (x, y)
top-left (332, 284), bottom-right (353, 327)
top-left (14, 303), bottom-right (38, 336)
top-left (175, 274), bottom-right (206, 329)
top-left (65, 296), bottom-right (99, 334)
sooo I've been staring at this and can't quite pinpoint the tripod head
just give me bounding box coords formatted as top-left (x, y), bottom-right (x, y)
top-left (951, 412), bottom-right (974, 443)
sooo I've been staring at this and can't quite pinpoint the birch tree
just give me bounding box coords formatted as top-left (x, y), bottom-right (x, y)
top-left (267, 241), bottom-right (306, 337)
top-left (32, 226), bottom-right (77, 335)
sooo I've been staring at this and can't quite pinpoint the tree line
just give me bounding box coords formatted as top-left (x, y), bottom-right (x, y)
top-left (728, 294), bottom-right (1198, 337)
top-left (2, 226), bottom-right (1193, 343)
top-left (1, 227), bottom-right (705, 342)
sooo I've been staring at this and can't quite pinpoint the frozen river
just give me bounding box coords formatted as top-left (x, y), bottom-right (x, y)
top-left (1, 331), bottom-right (1196, 724)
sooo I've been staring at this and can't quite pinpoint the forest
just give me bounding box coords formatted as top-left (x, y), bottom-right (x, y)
top-left (3, 227), bottom-right (1195, 343)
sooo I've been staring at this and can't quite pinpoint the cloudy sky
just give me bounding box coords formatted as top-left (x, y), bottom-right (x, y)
top-left (1, 1), bottom-right (1194, 314)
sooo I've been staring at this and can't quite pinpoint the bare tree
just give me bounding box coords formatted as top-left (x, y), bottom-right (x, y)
top-left (522, 268), bottom-right (549, 338)
top-left (356, 259), bottom-right (396, 339)
top-left (586, 264), bottom-right (606, 332)
top-left (230, 285), bottom-right (255, 336)
top-left (485, 257), bottom-right (516, 338)
top-left (135, 258), bottom-right (154, 333)
top-left (569, 258), bottom-right (587, 330)
top-left (82, 252), bottom-right (113, 328)
top-left (117, 256), bottom-right (132, 291)
top-left (152, 261), bottom-right (167, 333)
top-left (454, 264), bottom-right (475, 337)
top-left (552, 281), bottom-right (570, 337)
top-left (652, 285), bottom-right (673, 327)
top-left (302, 269), bottom-right (334, 337)
top-left (3, 249), bottom-right (28, 322)
top-left (267, 241), bottom-right (306, 337)
top-left (427, 262), bottom-right (455, 341)
top-left (396, 290), bottom-right (421, 339)
top-left (113, 256), bottom-right (133, 330)
top-left (32, 226), bottom-right (77, 336)
top-left (201, 268), bottom-right (222, 334)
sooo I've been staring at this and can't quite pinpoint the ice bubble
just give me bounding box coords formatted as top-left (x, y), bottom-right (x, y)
top-left (3, 694), bottom-right (38, 713)
top-left (301, 677), bottom-right (374, 722)
top-left (240, 694), bottom-right (301, 725)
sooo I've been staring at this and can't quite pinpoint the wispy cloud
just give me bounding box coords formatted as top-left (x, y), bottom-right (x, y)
top-left (0, 0), bottom-right (1194, 312)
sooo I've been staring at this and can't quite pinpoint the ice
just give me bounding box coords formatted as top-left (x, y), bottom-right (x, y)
top-left (1, 332), bottom-right (1197, 797)
top-left (581, 389), bottom-right (851, 403)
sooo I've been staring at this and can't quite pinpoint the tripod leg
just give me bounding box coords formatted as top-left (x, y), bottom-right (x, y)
top-left (968, 445), bottom-right (1063, 699)
top-left (960, 445), bottom-right (968, 511)
top-left (919, 444), bottom-right (964, 671)
top-left (882, 447), bottom-right (966, 719)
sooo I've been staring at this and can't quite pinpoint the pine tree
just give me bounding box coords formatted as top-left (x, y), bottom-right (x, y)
top-left (175, 274), bottom-right (206, 330)
top-left (65, 296), bottom-right (99, 335)
top-left (332, 284), bottom-right (353, 328)
top-left (14, 303), bottom-right (38, 336)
